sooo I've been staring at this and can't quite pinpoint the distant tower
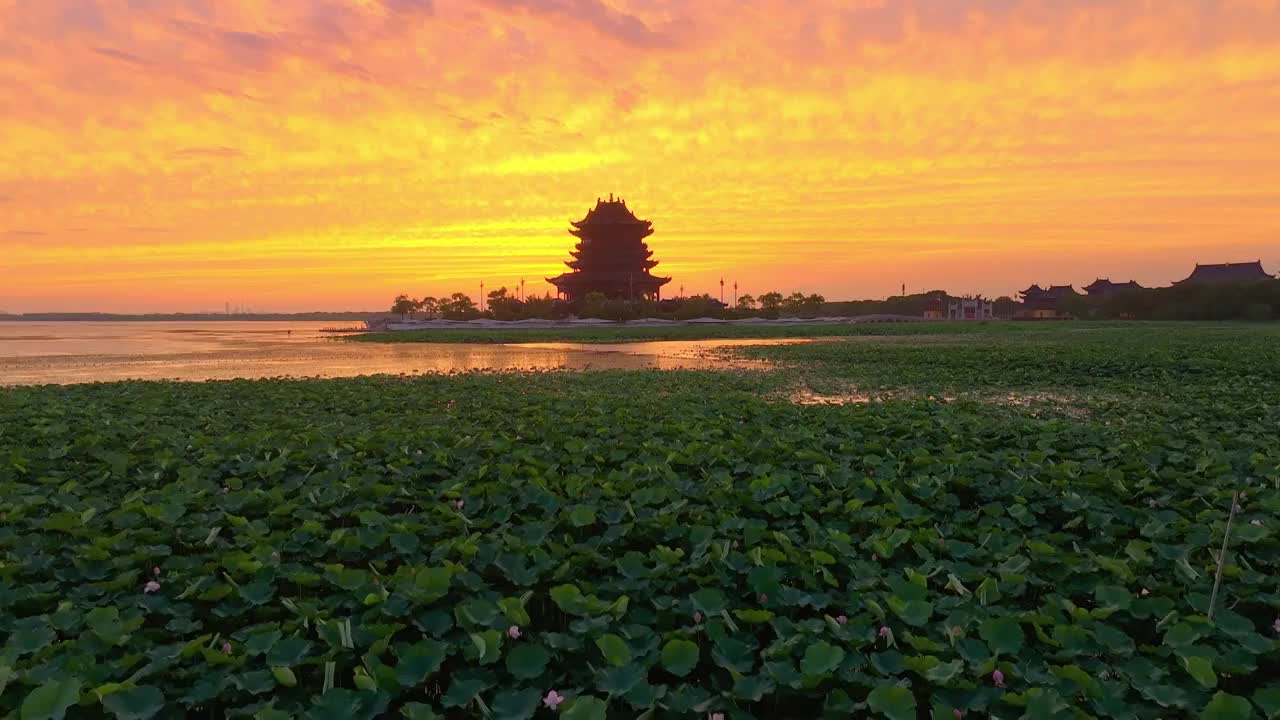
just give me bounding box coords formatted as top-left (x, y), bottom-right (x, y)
top-left (546, 197), bottom-right (671, 301)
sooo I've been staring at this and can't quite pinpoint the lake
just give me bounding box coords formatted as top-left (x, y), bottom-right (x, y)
top-left (0, 321), bottom-right (789, 385)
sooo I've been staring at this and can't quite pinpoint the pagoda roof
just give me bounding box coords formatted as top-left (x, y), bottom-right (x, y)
top-left (1019, 284), bottom-right (1077, 298)
top-left (1175, 261), bottom-right (1272, 284)
top-left (571, 195), bottom-right (651, 228)
top-left (546, 270), bottom-right (671, 287)
top-left (1084, 278), bottom-right (1144, 293)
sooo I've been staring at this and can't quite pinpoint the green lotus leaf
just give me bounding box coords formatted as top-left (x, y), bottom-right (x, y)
top-left (801, 640), bottom-right (844, 677)
top-left (101, 685), bottom-right (165, 720)
top-left (569, 506), bottom-right (597, 527)
top-left (595, 634), bottom-right (631, 666)
top-left (20, 678), bottom-right (81, 720)
top-left (596, 663), bottom-right (645, 696)
top-left (266, 637), bottom-right (311, 667)
top-left (1199, 692), bottom-right (1253, 720)
top-left (270, 667), bottom-right (297, 688)
top-left (562, 696), bottom-right (608, 720)
top-left (1253, 688), bottom-right (1280, 720)
top-left (304, 689), bottom-right (390, 720)
top-left (9, 619), bottom-right (55, 656)
top-left (867, 685), bottom-right (916, 720)
top-left (660, 639), bottom-right (699, 677)
top-left (400, 703), bottom-right (441, 720)
top-left (887, 597), bottom-right (933, 627)
top-left (490, 688), bottom-right (540, 720)
top-left (979, 617), bottom-right (1024, 656)
top-left (1184, 656), bottom-right (1217, 689)
top-left (506, 643), bottom-right (551, 680)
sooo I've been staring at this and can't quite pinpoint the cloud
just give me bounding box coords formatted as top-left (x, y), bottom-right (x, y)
top-left (4, 230), bottom-right (47, 237)
top-left (92, 47), bottom-right (152, 65)
top-left (480, 0), bottom-right (673, 48)
top-left (173, 146), bottom-right (244, 158)
top-left (382, 0), bottom-right (434, 15)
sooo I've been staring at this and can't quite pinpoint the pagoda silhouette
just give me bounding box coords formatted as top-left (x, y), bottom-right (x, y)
top-left (547, 195), bottom-right (671, 301)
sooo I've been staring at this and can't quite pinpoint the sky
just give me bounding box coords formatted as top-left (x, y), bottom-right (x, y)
top-left (2, 0), bottom-right (1279, 313)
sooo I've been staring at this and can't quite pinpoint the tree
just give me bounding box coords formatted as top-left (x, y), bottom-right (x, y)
top-left (391, 294), bottom-right (417, 319)
top-left (579, 292), bottom-right (609, 319)
top-left (417, 296), bottom-right (439, 317)
top-left (486, 287), bottom-right (524, 321)
top-left (758, 291), bottom-right (784, 318)
top-left (522, 293), bottom-right (562, 320)
top-left (736, 294), bottom-right (757, 310)
top-left (440, 292), bottom-right (478, 319)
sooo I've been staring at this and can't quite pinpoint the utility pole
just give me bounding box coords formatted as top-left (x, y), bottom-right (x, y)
top-left (480, 281), bottom-right (485, 312)
top-left (720, 278), bottom-right (724, 305)
top-left (521, 278), bottom-right (526, 302)
top-left (679, 284), bottom-right (684, 299)
top-left (733, 282), bottom-right (738, 308)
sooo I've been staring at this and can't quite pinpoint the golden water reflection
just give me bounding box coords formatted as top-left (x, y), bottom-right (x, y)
top-left (0, 322), bottom-right (803, 385)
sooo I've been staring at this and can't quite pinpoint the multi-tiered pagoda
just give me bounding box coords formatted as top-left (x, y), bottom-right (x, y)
top-left (547, 195), bottom-right (671, 301)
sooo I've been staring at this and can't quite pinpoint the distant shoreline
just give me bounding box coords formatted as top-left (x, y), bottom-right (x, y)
top-left (0, 313), bottom-right (384, 322)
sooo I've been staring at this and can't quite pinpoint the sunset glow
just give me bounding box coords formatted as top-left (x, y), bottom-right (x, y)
top-left (2, 0), bottom-right (1279, 312)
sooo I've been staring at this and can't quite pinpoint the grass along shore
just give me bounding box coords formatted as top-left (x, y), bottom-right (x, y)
top-left (345, 319), bottom-right (1221, 345)
top-left (2, 323), bottom-right (1278, 718)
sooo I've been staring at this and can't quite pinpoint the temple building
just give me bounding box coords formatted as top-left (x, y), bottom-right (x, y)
top-left (1083, 278), bottom-right (1144, 296)
top-left (948, 297), bottom-right (995, 321)
top-left (547, 195), bottom-right (671, 301)
top-left (1017, 284), bottom-right (1080, 319)
top-left (1174, 261), bottom-right (1273, 284)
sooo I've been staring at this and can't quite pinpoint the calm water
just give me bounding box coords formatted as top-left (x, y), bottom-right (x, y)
top-left (0, 321), bottom-right (792, 386)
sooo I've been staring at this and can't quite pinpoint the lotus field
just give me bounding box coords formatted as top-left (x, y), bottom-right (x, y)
top-left (1, 323), bottom-right (1278, 719)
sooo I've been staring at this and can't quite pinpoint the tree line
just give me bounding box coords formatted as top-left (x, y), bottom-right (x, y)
top-left (390, 289), bottom-right (827, 321)
top-left (392, 279), bottom-right (1280, 322)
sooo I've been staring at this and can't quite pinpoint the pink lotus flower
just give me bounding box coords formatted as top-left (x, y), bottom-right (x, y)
top-left (878, 626), bottom-right (890, 638)
top-left (693, 611), bottom-right (703, 623)
top-left (1273, 617), bottom-right (1280, 635)
top-left (954, 710), bottom-right (964, 718)
top-left (1140, 588), bottom-right (1150, 597)
top-left (222, 642), bottom-right (233, 654)
top-left (836, 615), bottom-right (848, 625)
top-left (508, 625), bottom-right (521, 640)
top-left (143, 581), bottom-right (161, 594)
top-left (758, 594), bottom-right (767, 603)
top-left (993, 669), bottom-right (1005, 688)
top-left (152, 567), bottom-right (161, 576)
top-left (455, 499), bottom-right (465, 510)
top-left (543, 690), bottom-right (564, 710)
top-left (709, 714), bottom-right (725, 720)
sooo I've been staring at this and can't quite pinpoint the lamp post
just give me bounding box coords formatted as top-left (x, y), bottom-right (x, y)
top-left (733, 281), bottom-right (738, 308)
top-left (480, 281), bottom-right (485, 312)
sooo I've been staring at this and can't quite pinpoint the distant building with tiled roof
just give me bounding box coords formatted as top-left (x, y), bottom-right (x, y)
top-left (1016, 284), bottom-right (1080, 319)
top-left (1174, 261), bottom-right (1272, 285)
top-left (1083, 278), bottom-right (1144, 296)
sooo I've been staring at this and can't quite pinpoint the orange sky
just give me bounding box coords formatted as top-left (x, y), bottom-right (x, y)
top-left (2, 0), bottom-right (1279, 313)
